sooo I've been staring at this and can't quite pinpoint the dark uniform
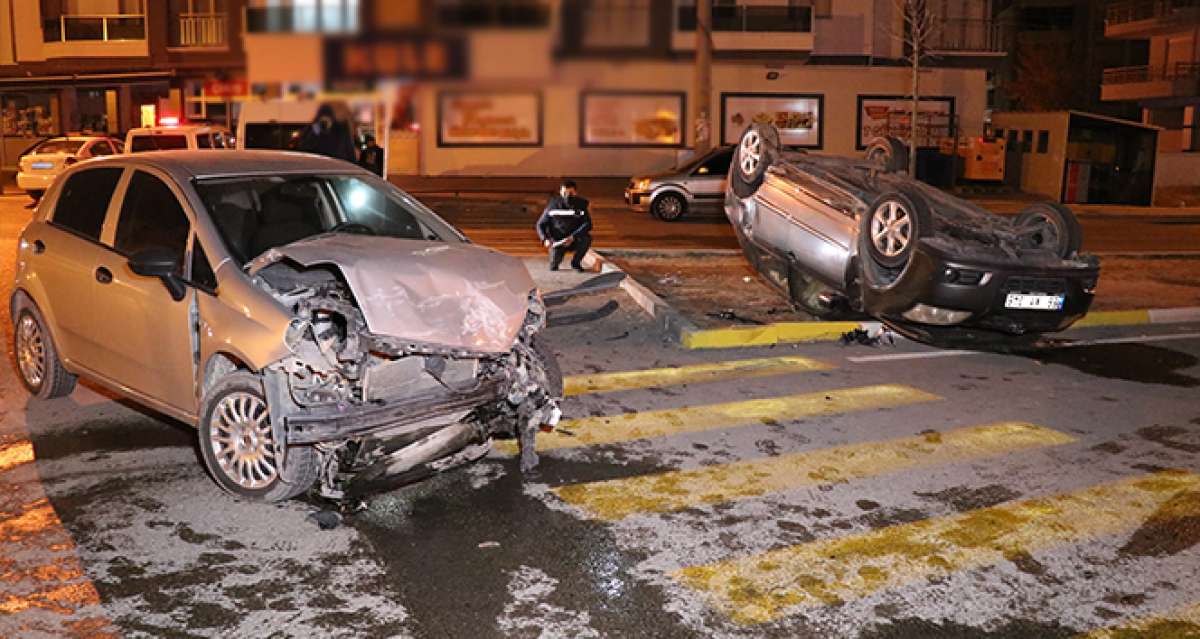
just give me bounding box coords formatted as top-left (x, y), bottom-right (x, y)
top-left (536, 194), bottom-right (593, 270)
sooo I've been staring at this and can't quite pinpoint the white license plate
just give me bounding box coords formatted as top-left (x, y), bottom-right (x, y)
top-left (31, 161), bottom-right (53, 170)
top-left (1005, 293), bottom-right (1065, 311)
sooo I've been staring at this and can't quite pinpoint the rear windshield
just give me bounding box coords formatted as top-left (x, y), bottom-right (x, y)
top-left (242, 123), bottom-right (308, 151)
top-left (130, 135), bottom-right (189, 152)
top-left (33, 140), bottom-right (86, 155)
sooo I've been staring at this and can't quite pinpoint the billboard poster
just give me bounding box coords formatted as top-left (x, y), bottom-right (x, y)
top-left (580, 92), bottom-right (685, 147)
top-left (857, 95), bottom-right (956, 149)
top-left (438, 91), bottom-right (541, 147)
top-left (721, 93), bottom-right (823, 148)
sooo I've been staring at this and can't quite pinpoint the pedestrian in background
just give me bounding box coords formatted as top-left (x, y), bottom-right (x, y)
top-left (297, 103), bottom-right (356, 164)
top-left (536, 179), bottom-right (593, 272)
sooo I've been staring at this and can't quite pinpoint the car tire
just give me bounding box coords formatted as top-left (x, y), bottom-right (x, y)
top-left (198, 371), bottom-right (318, 502)
top-left (651, 192), bottom-right (687, 222)
top-left (730, 123), bottom-right (780, 198)
top-left (865, 137), bottom-right (910, 174)
top-left (858, 187), bottom-right (933, 287)
top-left (12, 306), bottom-right (77, 399)
top-left (27, 190), bottom-right (44, 202)
top-left (1014, 202), bottom-right (1083, 258)
top-left (530, 334), bottom-right (563, 398)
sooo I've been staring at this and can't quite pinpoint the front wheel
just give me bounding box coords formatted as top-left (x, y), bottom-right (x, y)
top-left (651, 192), bottom-right (687, 221)
top-left (1015, 202), bottom-right (1082, 258)
top-left (198, 371), bottom-right (318, 501)
top-left (858, 188), bottom-right (933, 290)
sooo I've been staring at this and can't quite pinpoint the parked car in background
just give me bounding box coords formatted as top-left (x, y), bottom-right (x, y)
top-left (725, 124), bottom-right (1100, 346)
top-left (16, 136), bottom-right (122, 201)
top-left (625, 146), bottom-right (733, 221)
top-left (11, 151), bottom-right (561, 502)
top-left (125, 124), bottom-right (232, 153)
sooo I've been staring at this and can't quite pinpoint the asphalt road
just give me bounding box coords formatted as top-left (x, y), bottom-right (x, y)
top-left (3, 193), bottom-right (1200, 638)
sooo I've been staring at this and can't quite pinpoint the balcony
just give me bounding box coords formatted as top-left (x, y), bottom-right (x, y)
top-left (674, 4), bottom-right (814, 52)
top-left (1105, 0), bottom-right (1200, 39)
top-left (926, 19), bottom-right (1008, 55)
top-left (173, 13), bottom-right (227, 47)
top-left (436, 1), bottom-right (550, 29)
top-left (1101, 63), bottom-right (1200, 101)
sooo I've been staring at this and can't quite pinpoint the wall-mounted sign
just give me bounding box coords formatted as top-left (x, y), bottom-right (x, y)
top-left (325, 34), bottom-right (467, 83)
top-left (856, 95), bottom-right (956, 149)
top-left (580, 91), bottom-right (685, 147)
top-left (203, 79), bottom-right (248, 98)
top-left (438, 91), bottom-right (542, 147)
top-left (721, 93), bottom-right (823, 149)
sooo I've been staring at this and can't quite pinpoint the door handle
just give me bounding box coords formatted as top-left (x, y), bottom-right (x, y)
top-left (95, 266), bottom-right (113, 284)
top-left (32, 240), bottom-right (45, 254)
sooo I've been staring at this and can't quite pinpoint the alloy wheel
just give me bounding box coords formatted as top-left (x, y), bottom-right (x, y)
top-left (870, 200), bottom-right (913, 258)
top-left (739, 131), bottom-right (762, 177)
top-left (15, 315), bottom-right (45, 389)
top-left (209, 392), bottom-right (279, 490)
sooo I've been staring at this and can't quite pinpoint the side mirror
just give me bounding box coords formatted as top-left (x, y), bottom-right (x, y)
top-left (128, 248), bottom-right (187, 301)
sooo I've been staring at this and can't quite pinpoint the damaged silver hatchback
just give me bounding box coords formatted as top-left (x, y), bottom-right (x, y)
top-left (11, 151), bottom-right (561, 501)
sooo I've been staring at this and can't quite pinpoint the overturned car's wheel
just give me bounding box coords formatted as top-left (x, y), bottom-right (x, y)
top-left (651, 192), bottom-right (687, 222)
top-left (730, 123), bottom-right (780, 198)
top-left (865, 137), bottom-right (910, 174)
top-left (858, 188), bottom-right (933, 288)
top-left (1015, 202), bottom-right (1082, 258)
top-left (199, 371), bottom-right (318, 501)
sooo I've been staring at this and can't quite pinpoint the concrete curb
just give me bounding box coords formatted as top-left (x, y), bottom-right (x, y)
top-left (587, 250), bottom-right (1200, 349)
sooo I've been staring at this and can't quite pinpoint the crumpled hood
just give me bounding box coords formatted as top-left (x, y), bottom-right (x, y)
top-left (251, 235), bottom-right (536, 354)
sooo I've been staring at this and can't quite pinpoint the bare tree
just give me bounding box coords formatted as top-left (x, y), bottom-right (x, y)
top-left (892, 0), bottom-right (940, 177)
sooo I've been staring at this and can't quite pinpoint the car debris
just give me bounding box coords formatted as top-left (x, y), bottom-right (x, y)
top-left (724, 123), bottom-right (1100, 347)
top-left (706, 309), bottom-right (767, 325)
top-left (839, 327), bottom-right (897, 347)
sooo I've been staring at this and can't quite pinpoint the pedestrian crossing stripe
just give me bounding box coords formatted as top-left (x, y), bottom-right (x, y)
top-left (494, 383), bottom-right (940, 455)
top-left (1079, 600), bottom-right (1200, 637)
top-left (563, 355), bottom-right (833, 396)
top-left (673, 470), bottom-right (1200, 625)
top-left (552, 422), bottom-right (1076, 521)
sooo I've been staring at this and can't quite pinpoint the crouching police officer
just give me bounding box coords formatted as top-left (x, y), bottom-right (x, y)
top-left (536, 179), bottom-right (593, 272)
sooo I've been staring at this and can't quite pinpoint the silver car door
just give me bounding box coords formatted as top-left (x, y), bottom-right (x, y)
top-left (754, 171), bottom-right (856, 286)
top-left (684, 148), bottom-right (733, 208)
top-left (88, 169), bottom-right (199, 414)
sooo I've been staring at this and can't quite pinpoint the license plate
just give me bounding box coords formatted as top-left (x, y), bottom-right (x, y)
top-left (1005, 293), bottom-right (1065, 311)
top-left (31, 161), bottom-right (53, 170)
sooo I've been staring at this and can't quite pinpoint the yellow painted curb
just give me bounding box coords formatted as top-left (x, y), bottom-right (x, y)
top-left (681, 321), bottom-right (864, 349)
top-left (1073, 309), bottom-right (1151, 327)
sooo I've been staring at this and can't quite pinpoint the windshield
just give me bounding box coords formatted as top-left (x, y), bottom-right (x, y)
top-left (242, 123), bottom-right (308, 150)
top-left (33, 140), bottom-right (85, 155)
top-left (676, 146), bottom-right (731, 172)
top-left (194, 174), bottom-right (466, 266)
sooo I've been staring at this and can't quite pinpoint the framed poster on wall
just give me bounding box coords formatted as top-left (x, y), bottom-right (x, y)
top-left (579, 91), bottom-right (686, 147)
top-left (437, 91), bottom-right (542, 147)
top-left (720, 93), bottom-right (823, 149)
top-left (856, 95), bottom-right (956, 149)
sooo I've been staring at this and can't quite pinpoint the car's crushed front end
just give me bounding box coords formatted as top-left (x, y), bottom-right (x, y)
top-left (246, 235), bottom-right (561, 497)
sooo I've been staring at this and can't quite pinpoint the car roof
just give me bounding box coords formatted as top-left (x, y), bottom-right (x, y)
top-left (128, 125), bottom-right (228, 135)
top-left (80, 150), bottom-right (363, 181)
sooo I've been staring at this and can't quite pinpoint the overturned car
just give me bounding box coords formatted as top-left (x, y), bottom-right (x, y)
top-left (725, 124), bottom-right (1100, 345)
top-left (11, 151), bottom-right (560, 501)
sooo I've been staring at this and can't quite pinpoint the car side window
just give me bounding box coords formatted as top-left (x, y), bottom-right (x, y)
top-left (91, 141), bottom-right (114, 156)
top-left (695, 150), bottom-right (733, 176)
top-left (114, 171), bottom-right (191, 274)
top-left (52, 167), bottom-right (124, 241)
top-left (190, 240), bottom-right (218, 292)
top-left (197, 134), bottom-right (213, 149)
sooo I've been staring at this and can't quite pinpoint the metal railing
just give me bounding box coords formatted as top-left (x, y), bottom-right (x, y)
top-left (677, 5), bottom-right (813, 33)
top-left (176, 13), bottom-right (227, 47)
top-left (1102, 61), bottom-right (1200, 84)
top-left (927, 18), bottom-right (1007, 53)
top-left (1105, 0), bottom-right (1200, 27)
top-left (42, 14), bottom-right (146, 42)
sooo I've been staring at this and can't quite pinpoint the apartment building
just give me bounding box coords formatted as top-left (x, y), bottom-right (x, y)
top-left (0, 0), bottom-right (246, 168)
top-left (244, 0), bottom-right (1006, 176)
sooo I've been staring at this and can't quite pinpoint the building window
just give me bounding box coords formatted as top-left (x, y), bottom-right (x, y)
top-left (1022, 129), bottom-right (1033, 152)
top-left (437, 1), bottom-right (551, 29)
top-left (677, 1), bottom-right (812, 33)
top-left (246, 0), bottom-right (360, 34)
top-left (169, 0), bottom-right (227, 47)
top-left (582, 1), bottom-right (651, 48)
top-left (1037, 130), bottom-right (1049, 154)
top-left (41, 0), bottom-right (146, 43)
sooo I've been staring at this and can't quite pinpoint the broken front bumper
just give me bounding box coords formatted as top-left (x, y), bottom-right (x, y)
top-left (283, 377), bottom-right (507, 445)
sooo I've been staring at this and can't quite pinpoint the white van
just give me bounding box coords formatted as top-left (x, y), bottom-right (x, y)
top-left (125, 124), bottom-right (232, 153)
top-left (236, 101), bottom-right (325, 151)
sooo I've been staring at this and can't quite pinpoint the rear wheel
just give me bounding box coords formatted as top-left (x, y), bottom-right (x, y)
top-left (858, 188), bottom-right (933, 290)
top-left (199, 371), bottom-right (318, 502)
top-left (651, 192), bottom-right (687, 221)
top-left (730, 123), bottom-right (780, 198)
top-left (865, 137), bottom-right (910, 173)
top-left (12, 306), bottom-right (76, 399)
top-left (1014, 202), bottom-right (1082, 258)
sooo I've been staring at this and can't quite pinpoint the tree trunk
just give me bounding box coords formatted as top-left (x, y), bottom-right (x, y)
top-left (909, 44), bottom-right (920, 178)
top-left (694, 0), bottom-right (713, 156)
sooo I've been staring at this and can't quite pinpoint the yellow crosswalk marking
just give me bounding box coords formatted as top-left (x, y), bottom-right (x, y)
top-left (674, 471), bottom-right (1200, 625)
top-left (563, 356), bottom-right (833, 396)
top-left (553, 422), bottom-right (1075, 521)
top-left (1080, 600), bottom-right (1200, 638)
top-left (495, 384), bottom-right (940, 455)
